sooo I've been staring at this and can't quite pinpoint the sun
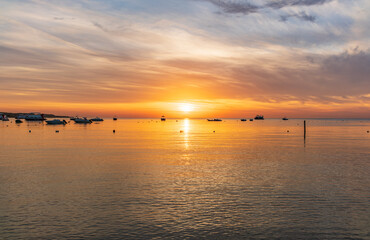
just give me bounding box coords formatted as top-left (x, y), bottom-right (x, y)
top-left (179, 103), bottom-right (194, 113)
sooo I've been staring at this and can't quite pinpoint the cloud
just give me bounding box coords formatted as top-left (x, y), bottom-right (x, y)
top-left (267, 0), bottom-right (333, 9)
top-left (205, 0), bottom-right (259, 14)
top-left (161, 49), bottom-right (370, 104)
top-left (230, 49), bottom-right (370, 102)
top-left (200, 0), bottom-right (333, 16)
top-left (280, 11), bottom-right (316, 22)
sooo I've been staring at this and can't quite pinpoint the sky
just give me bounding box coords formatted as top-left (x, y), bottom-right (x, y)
top-left (0, 0), bottom-right (369, 118)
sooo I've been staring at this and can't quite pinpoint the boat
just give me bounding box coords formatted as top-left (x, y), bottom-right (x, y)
top-left (207, 118), bottom-right (222, 121)
top-left (16, 115), bottom-right (26, 119)
top-left (15, 119), bottom-right (23, 123)
top-left (249, 119), bottom-right (253, 121)
top-left (282, 117), bottom-right (288, 120)
top-left (25, 113), bottom-right (45, 121)
top-left (161, 116), bottom-right (166, 121)
top-left (73, 117), bottom-right (92, 124)
top-left (46, 119), bottom-right (67, 125)
top-left (254, 115), bottom-right (264, 120)
top-left (113, 117), bottom-right (117, 121)
top-left (90, 117), bottom-right (104, 122)
top-left (241, 119), bottom-right (247, 121)
top-left (1, 114), bottom-right (9, 121)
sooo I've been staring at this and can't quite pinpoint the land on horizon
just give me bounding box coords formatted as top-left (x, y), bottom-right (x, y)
top-left (0, 112), bottom-right (70, 119)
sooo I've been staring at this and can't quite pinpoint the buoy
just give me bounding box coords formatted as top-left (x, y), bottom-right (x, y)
top-left (113, 130), bottom-right (116, 133)
top-left (180, 130), bottom-right (184, 133)
top-left (213, 130), bottom-right (215, 133)
top-left (287, 130), bottom-right (289, 132)
top-left (56, 130), bottom-right (59, 133)
top-left (367, 130), bottom-right (369, 133)
top-left (29, 130), bottom-right (31, 133)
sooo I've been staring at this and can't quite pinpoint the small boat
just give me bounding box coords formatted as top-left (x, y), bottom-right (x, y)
top-left (74, 117), bottom-right (92, 124)
top-left (254, 115), bottom-right (264, 120)
top-left (90, 117), bottom-right (104, 122)
top-left (15, 119), bottom-right (23, 123)
top-left (113, 117), bottom-right (117, 121)
top-left (282, 117), bottom-right (288, 120)
top-left (17, 115), bottom-right (26, 119)
top-left (161, 116), bottom-right (166, 121)
top-left (1, 114), bottom-right (9, 121)
top-left (249, 119), bottom-right (253, 121)
top-left (46, 119), bottom-right (67, 125)
top-left (241, 119), bottom-right (247, 121)
top-left (25, 113), bottom-right (45, 121)
top-left (207, 118), bottom-right (222, 121)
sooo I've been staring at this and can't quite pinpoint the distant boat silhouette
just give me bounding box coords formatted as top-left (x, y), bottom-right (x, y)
top-left (207, 118), bottom-right (222, 121)
top-left (46, 119), bottom-right (67, 125)
top-left (254, 115), bottom-right (264, 120)
top-left (1, 114), bottom-right (9, 121)
top-left (241, 118), bottom-right (247, 121)
top-left (90, 117), bottom-right (104, 122)
top-left (74, 117), bottom-right (92, 124)
top-left (161, 116), bottom-right (166, 121)
top-left (25, 113), bottom-right (45, 121)
top-left (282, 117), bottom-right (288, 120)
top-left (249, 119), bottom-right (254, 121)
top-left (15, 119), bottom-right (23, 123)
top-left (113, 117), bottom-right (117, 121)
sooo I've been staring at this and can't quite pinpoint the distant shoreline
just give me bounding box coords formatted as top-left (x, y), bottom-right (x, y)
top-left (0, 112), bottom-right (70, 119)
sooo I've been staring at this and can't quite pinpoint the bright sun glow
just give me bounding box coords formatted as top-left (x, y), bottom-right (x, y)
top-left (179, 103), bottom-right (194, 113)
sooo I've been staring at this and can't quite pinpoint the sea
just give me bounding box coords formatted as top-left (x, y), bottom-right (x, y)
top-left (1, 118), bottom-right (369, 239)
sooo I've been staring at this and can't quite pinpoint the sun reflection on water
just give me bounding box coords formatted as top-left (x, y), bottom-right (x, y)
top-left (183, 118), bottom-right (190, 149)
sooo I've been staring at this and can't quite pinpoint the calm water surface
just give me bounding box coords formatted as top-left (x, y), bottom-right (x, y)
top-left (1, 118), bottom-right (369, 239)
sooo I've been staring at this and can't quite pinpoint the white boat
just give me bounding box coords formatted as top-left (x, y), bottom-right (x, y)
top-left (46, 119), bottom-right (67, 125)
top-left (25, 113), bottom-right (45, 121)
top-left (90, 117), bottom-right (104, 121)
top-left (1, 114), bottom-right (9, 121)
top-left (74, 117), bottom-right (92, 124)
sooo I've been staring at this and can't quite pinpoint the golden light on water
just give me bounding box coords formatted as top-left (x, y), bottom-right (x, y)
top-left (183, 118), bottom-right (190, 149)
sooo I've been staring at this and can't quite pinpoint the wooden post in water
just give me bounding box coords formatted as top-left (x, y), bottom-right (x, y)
top-left (304, 120), bottom-right (306, 139)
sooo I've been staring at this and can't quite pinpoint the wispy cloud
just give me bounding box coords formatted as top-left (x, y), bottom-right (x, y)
top-left (280, 11), bottom-right (316, 22)
top-left (267, 0), bottom-right (333, 9)
top-left (200, 0), bottom-right (332, 18)
top-left (205, 0), bottom-right (259, 14)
